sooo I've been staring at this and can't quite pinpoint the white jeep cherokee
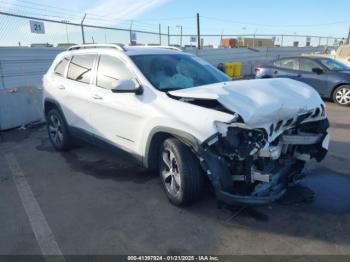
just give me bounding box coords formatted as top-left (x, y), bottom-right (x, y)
top-left (43, 44), bottom-right (329, 206)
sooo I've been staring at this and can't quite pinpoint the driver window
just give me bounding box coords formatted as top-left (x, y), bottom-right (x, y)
top-left (299, 58), bottom-right (321, 72)
top-left (97, 55), bottom-right (134, 89)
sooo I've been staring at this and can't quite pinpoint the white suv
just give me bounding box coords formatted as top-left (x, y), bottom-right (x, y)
top-left (43, 44), bottom-right (329, 206)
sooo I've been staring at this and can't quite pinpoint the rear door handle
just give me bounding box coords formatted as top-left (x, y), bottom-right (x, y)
top-left (92, 94), bottom-right (103, 100)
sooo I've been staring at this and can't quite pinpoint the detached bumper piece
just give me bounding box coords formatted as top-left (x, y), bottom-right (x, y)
top-left (199, 118), bottom-right (329, 206)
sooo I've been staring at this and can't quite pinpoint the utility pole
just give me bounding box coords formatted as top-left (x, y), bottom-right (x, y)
top-left (346, 26), bottom-right (350, 44)
top-left (80, 13), bottom-right (86, 44)
top-left (180, 25), bottom-right (183, 47)
top-left (176, 25), bottom-right (182, 47)
top-left (196, 13), bottom-right (200, 49)
top-left (61, 20), bottom-right (70, 43)
top-left (129, 21), bottom-right (133, 45)
top-left (281, 35), bottom-right (283, 47)
top-left (159, 24), bottom-right (161, 45)
top-left (167, 26), bottom-right (170, 45)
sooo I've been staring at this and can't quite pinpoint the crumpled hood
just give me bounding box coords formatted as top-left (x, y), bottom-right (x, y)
top-left (169, 78), bottom-right (324, 126)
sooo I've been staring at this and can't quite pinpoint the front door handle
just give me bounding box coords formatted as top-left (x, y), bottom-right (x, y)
top-left (92, 94), bottom-right (103, 100)
top-left (274, 70), bottom-right (278, 74)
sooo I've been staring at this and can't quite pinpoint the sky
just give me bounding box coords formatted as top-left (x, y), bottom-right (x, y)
top-left (1, 0), bottom-right (350, 46)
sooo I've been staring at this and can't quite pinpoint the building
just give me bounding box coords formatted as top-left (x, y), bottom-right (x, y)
top-left (238, 38), bottom-right (274, 47)
top-left (220, 38), bottom-right (237, 48)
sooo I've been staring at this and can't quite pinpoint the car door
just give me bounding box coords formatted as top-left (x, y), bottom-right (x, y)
top-left (62, 53), bottom-right (97, 130)
top-left (272, 58), bottom-right (300, 80)
top-left (297, 58), bottom-right (328, 96)
top-left (87, 54), bottom-right (146, 153)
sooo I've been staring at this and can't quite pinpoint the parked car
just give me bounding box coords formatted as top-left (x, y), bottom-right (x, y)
top-left (255, 56), bottom-right (350, 106)
top-left (43, 44), bottom-right (329, 207)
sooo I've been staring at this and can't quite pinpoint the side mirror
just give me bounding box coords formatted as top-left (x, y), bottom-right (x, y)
top-left (312, 67), bottom-right (323, 74)
top-left (111, 79), bottom-right (143, 95)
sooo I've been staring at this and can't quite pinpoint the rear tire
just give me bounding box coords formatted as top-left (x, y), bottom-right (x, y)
top-left (159, 138), bottom-right (203, 206)
top-left (46, 108), bottom-right (71, 151)
top-left (333, 85), bottom-right (350, 106)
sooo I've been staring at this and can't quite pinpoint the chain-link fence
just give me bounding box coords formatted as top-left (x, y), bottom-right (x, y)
top-left (0, 11), bottom-right (345, 48)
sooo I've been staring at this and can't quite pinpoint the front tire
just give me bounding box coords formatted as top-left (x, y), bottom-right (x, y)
top-left (46, 108), bottom-right (71, 151)
top-left (159, 138), bottom-right (203, 206)
top-left (333, 85), bottom-right (350, 106)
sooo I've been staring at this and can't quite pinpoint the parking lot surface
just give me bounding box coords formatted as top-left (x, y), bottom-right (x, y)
top-left (1, 102), bottom-right (350, 255)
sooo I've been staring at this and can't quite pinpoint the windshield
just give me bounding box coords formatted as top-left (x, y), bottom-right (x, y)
top-left (319, 58), bottom-right (350, 71)
top-left (130, 54), bottom-right (231, 91)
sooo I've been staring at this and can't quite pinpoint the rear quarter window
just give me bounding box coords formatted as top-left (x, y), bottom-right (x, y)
top-left (54, 57), bottom-right (70, 76)
top-left (67, 54), bottom-right (96, 84)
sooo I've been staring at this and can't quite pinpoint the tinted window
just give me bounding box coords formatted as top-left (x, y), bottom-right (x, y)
top-left (54, 57), bottom-right (70, 76)
top-left (67, 55), bottom-right (96, 84)
top-left (97, 55), bottom-right (134, 89)
top-left (277, 58), bottom-right (297, 70)
top-left (299, 58), bottom-right (321, 72)
top-left (130, 54), bottom-right (230, 91)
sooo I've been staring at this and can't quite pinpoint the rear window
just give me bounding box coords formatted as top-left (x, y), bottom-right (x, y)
top-left (54, 57), bottom-right (70, 76)
top-left (277, 58), bottom-right (297, 70)
top-left (67, 54), bottom-right (96, 84)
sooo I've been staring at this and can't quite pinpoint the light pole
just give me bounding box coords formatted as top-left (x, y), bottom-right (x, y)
top-left (61, 20), bottom-right (70, 43)
top-left (252, 28), bottom-right (257, 48)
top-left (176, 25), bottom-right (182, 47)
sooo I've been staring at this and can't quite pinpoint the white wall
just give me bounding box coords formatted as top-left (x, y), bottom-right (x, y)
top-left (0, 47), bottom-right (63, 130)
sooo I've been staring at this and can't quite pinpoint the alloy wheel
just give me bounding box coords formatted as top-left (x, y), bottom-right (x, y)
top-left (48, 114), bottom-right (63, 146)
top-left (335, 87), bottom-right (350, 105)
top-left (160, 148), bottom-right (182, 196)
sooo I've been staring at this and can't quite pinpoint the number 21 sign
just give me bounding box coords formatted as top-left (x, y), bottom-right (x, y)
top-left (30, 20), bottom-right (45, 34)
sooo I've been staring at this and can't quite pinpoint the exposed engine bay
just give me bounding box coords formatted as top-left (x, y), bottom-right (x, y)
top-left (171, 94), bottom-right (330, 205)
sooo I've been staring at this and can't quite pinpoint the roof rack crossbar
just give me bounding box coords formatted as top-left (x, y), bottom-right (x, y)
top-left (67, 44), bottom-right (125, 51)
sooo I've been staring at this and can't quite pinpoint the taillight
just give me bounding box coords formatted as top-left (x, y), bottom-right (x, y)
top-left (255, 66), bottom-right (262, 73)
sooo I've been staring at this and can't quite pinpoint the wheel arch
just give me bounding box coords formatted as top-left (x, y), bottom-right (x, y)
top-left (143, 127), bottom-right (201, 170)
top-left (43, 98), bottom-right (69, 126)
top-left (44, 98), bottom-right (63, 116)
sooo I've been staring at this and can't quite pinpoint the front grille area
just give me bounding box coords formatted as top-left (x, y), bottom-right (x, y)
top-left (267, 104), bottom-right (325, 138)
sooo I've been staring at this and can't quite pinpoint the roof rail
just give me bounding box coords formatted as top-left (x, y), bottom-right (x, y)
top-left (140, 45), bottom-right (183, 51)
top-left (67, 44), bottom-right (125, 51)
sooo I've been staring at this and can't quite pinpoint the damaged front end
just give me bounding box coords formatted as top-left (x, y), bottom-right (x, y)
top-left (198, 112), bottom-right (329, 205)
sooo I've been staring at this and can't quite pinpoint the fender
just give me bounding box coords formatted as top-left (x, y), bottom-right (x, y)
top-left (143, 126), bottom-right (203, 168)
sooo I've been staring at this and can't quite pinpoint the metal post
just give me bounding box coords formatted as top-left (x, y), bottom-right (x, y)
top-left (319, 37), bottom-right (321, 47)
top-left (80, 13), bottom-right (86, 44)
top-left (180, 25), bottom-right (183, 47)
top-left (167, 26), bottom-right (170, 46)
top-left (197, 13), bottom-right (201, 49)
top-left (159, 24), bottom-right (161, 45)
top-left (346, 26), bottom-right (350, 44)
top-left (62, 20), bottom-right (70, 43)
top-left (129, 21), bottom-right (133, 45)
top-left (281, 35), bottom-right (283, 47)
top-left (65, 24), bottom-right (69, 43)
